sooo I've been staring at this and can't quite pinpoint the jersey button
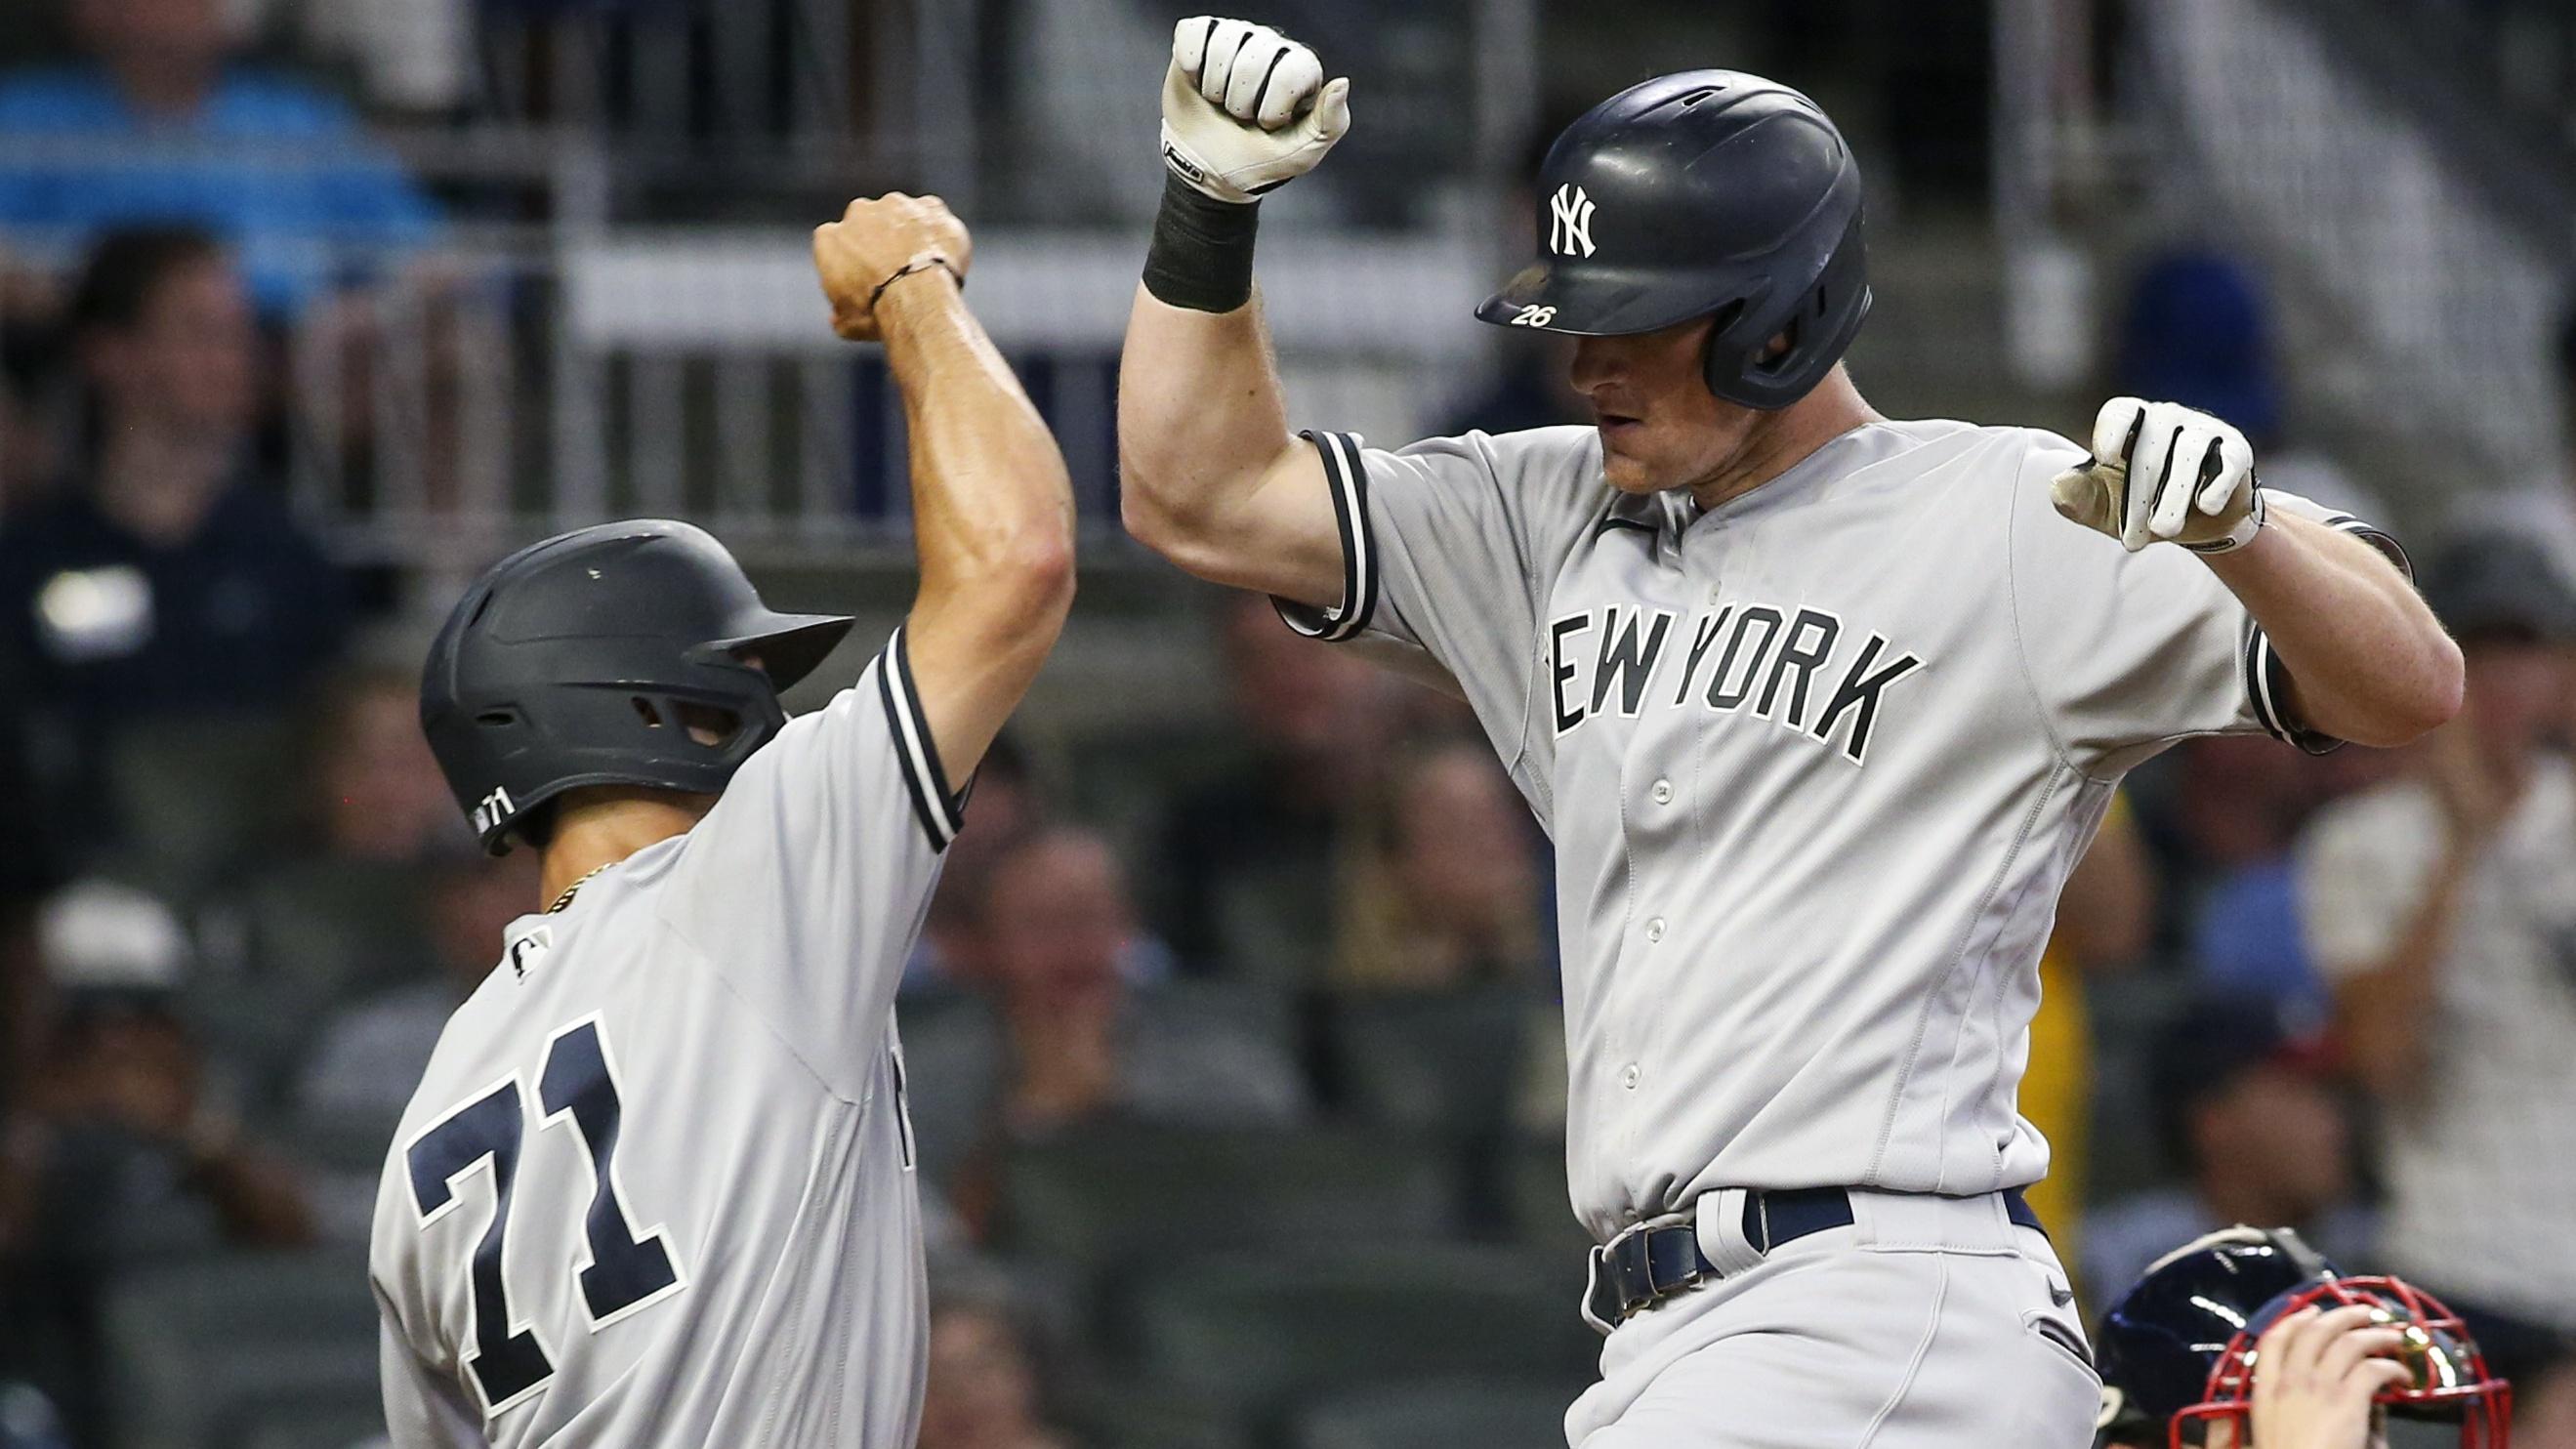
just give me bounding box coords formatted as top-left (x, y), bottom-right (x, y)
top-left (1649, 779), bottom-right (1673, 805)
top-left (1621, 1063), bottom-right (1641, 1091)
top-left (1644, 917), bottom-right (1666, 943)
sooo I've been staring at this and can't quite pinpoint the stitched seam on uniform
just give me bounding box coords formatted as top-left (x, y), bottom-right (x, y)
top-left (1493, 431), bottom-right (1572, 825)
top-left (746, 1100), bottom-right (853, 1440)
top-left (1857, 1255), bottom-right (1950, 1449)
top-left (1946, 773), bottom-right (2070, 1193)
top-left (1870, 759), bottom-right (2058, 1188)
top-left (1973, 777), bottom-right (2110, 1192)
top-left (665, 918), bottom-right (871, 1105)
top-left (2001, 430), bottom-right (2084, 775)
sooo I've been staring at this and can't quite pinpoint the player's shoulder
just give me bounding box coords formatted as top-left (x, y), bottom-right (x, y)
top-left (1387, 424), bottom-right (1601, 485)
top-left (1848, 418), bottom-right (2073, 480)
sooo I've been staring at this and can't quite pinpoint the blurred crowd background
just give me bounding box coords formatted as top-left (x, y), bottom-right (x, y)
top-left (0, 0), bottom-right (2572, 1446)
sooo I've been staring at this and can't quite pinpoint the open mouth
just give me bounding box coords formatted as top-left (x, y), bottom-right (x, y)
top-left (1595, 409), bottom-right (1643, 440)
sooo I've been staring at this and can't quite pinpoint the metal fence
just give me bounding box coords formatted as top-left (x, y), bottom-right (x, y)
top-left (258, 228), bottom-right (1496, 569)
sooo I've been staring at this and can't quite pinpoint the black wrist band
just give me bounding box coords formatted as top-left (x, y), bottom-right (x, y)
top-left (1143, 174), bottom-right (1261, 312)
top-left (870, 253), bottom-right (961, 310)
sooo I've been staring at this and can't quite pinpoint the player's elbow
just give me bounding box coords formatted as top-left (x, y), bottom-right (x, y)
top-left (997, 530), bottom-right (1077, 632)
top-left (1118, 454), bottom-right (1222, 573)
top-left (2347, 636), bottom-right (2464, 748)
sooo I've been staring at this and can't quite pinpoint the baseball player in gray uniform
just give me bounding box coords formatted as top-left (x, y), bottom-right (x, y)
top-left (373, 193), bottom-right (1074, 1445)
top-left (1120, 21), bottom-right (2464, 1448)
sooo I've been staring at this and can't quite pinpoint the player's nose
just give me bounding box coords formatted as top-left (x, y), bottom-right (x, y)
top-left (1567, 334), bottom-right (1622, 394)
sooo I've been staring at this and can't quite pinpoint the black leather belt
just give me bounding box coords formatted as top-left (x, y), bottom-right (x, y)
top-left (1586, 1186), bottom-right (2044, 1327)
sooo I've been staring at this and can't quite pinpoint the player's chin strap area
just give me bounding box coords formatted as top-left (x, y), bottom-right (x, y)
top-left (1581, 1186), bottom-right (2044, 1333)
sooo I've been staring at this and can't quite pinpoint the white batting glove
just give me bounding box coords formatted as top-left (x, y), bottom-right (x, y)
top-left (1160, 17), bottom-right (1351, 203)
top-left (2051, 397), bottom-right (2265, 554)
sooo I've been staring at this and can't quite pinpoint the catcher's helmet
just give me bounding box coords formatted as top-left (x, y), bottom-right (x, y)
top-left (2096, 1226), bottom-right (2512, 1449)
top-left (1476, 70), bottom-right (1870, 410)
top-left (421, 519), bottom-right (854, 854)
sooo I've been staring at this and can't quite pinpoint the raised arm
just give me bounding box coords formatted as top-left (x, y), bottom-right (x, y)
top-left (2052, 397), bottom-right (2460, 747)
top-left (1116, 17), bottom-right (1351, 609)
top-left (812, 194), bottom-right (1076, 793)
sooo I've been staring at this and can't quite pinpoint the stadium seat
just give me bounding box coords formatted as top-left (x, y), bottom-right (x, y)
top-left (1323, 987), bottom-right (1544, 1135)
top-left (101, 712), bottom-right (302, 901)
top-left (1117, 1244), bottom-right (1596, 1423)
top-left (229, 1398), bottom-right (387, 1449)
top-left (995, 1123), bottom-right (1458, 1276)
top-left (1291, 1377), bottom-right (1578, 1449)
top-left (1062, 1391), bottom-right (1254, 1449)
top-left (101, 1247), bottom-right (378, 1449)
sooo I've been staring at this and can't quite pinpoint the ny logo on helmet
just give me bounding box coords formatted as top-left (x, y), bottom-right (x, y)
top-left (1550, 185), bottom-right (1597, 258)
top-left (473, 785), bottom-right (516, 837)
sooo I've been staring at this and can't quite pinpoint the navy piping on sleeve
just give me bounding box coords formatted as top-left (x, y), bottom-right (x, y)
top-left (877, 627), bottom-right (966, 850)
top-left (2242, 516), bottom-right (2413, 756)
top-left (1272, 430), bottom-right (1377, 642)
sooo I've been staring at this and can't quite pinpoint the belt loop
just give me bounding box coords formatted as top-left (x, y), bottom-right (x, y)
top-left (1694, 1187), bottom-right (1765, 1276)
top-left (1579, 1244), bottom-right (1619, 1337)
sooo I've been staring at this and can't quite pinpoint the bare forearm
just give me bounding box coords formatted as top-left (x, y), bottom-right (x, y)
top-left (876, 271), bottom-right (1075, 789)
top-left (881, 272), bottom-right (1076, 613)
top-left (2334, 849), bottom-right (2473, 1098)
top-left (2205, 513), bottom-right (2461, 746)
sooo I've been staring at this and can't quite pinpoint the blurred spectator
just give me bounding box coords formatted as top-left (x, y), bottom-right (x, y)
top-left (2082, 993), bottom-right (2368, 1303)
top-left (192, 665), bottom-right (460, 1112)
top-left (0, 1383), bottom-right (69, 1449)
top-left (1435, 111), bottom-right (1586, 438)
top-left (2116, 250), bottom-right (2387, 522)
top-left (908, 733), bottom-right (1042, 994)
top-left (0, 326), bottom-right (63, 516)
top-left (2137, 735), bottom-right (2337, 1014)
top-left (0, 228), bottom-right (348, 722)
top-left (2017, 796), bottom-right (2154, 1282)
top-left (293, 849), bottom-right (534, 1242)
top-left (0, 878), bottom-right (314, 1445)
top-left (249, 0), bottom-right (473, 117)
top-left (1152, 594), bottom-right (1387, 982)
top-left (917, 1285), bottom-right (1072, 1449)
top-left (2298, 533), bottom-right (2576, 1398)
top-left (0, 0), bottom-right (438, 317)
top-left (1333, 736), bottom-right (1547, 991)
top-left (2459, 291), bottom-right (2576, 582)
top-left (0, 229), bottom-right (349, 881)
top-left (905, 826), bottom-right (1306, 1218)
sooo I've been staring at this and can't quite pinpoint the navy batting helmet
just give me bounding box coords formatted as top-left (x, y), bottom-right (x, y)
top-left (1476, 70), bottom-right (1870, 410)
top-left (2096, 1226), bottom-right (2511, 1449)
top-left (421, 519), bottom-right (854, 853)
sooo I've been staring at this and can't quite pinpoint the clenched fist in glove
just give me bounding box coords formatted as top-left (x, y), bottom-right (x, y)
top-left (2052, 397), bottom-right (2265, 555)
top-left (1160, 17), bottom-right (1350, 203)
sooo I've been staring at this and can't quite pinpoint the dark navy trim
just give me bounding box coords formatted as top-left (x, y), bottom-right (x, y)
top-left (1272, 430), bottom-right (1378, 642)
top-left (877, 628), bottom-right (965, 850)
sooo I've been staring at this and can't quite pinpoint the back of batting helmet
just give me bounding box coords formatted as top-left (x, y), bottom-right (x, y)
top-left (1476, 70), bottom-right (1870, 410)
top-left (421, 519), bottom-right (854, 853)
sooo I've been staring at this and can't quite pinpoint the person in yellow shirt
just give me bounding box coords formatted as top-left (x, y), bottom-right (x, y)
top-left (2020, 795), bottom-right (2154, 1291)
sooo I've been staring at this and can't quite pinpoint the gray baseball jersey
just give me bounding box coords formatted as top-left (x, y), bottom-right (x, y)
top-left (1280, 421), bottom-right (2395, 1244)
top-left (370, 630), bottom-right (964, 1447)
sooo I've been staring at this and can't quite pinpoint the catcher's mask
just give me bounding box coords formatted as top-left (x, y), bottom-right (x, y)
top-left (2171, 1275), bottom-right (2512, 1449)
